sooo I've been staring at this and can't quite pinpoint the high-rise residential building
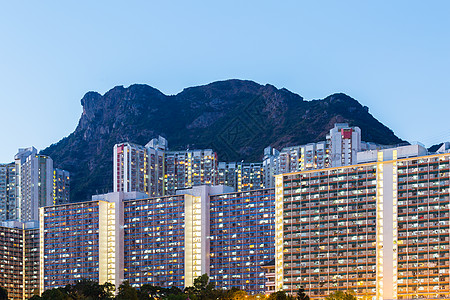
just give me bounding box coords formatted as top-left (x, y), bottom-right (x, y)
top-left (1, 148), bottom-right (70, 222)
top-left (164, 149), bottom-right (218, 195)
top-left (114, 124), bottom-right (369, 195)
top-left (263, 147), bottom-right (280, 189)
top-left (114, 138), bottom-right (167, 196)
top-left (0, 163), bottom-right (17, 220)
top-left (39, 192), bottom-right (138, 291)
top-left (113, 142), bottom-right (149, 194)
top-left (209, 188), bottom-right (275, 293)
top-left (40, 185), bottom-right (275, 294)
top-left (218, 162), bottom-right (264, 192)
top-left (0, 220), bottom-right (39, 300)
top-left (52, 168), bottom-right (70, 206)
top-left (274, 145), bottom-right (450, 300)
top-left (263, 124), bottom-right (371, 188)
top-left (327, 123), bottom-right (361, 167)
top-left (113, 137), bottom-right (218, 196)
top-left (123, 194), bottom-right (187, 288)
top-left (145, 136), bottom-right (167, 197)
top-left (15, 147), bottom-right (54, 222)
top-left (218, 162), bottom-right (238, 189)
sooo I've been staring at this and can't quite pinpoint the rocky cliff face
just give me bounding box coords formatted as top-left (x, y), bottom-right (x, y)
top-left (42, 79), bottom-right (403, 201)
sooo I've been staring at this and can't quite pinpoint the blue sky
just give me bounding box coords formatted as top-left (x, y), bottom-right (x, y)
top-left (1, 1), bottom-right (449, 162)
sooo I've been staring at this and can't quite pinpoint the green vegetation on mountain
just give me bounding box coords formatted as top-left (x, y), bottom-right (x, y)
top-left (42, 79), bottom-right (403, 201)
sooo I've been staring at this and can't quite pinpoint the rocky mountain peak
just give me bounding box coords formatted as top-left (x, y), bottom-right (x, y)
top-left (42, 79), bottom-right (403, 201)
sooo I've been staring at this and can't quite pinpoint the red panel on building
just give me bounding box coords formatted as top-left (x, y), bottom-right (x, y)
top-left (341, 129), bottom-right (353, 139)
top-left (117, 145), bottom-right (124, 154)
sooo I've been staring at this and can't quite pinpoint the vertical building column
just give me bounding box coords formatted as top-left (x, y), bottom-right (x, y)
top-left (98, 201), bottom-right (110, 285)
top-left (376, 151), bottom-right (398, 300)
top-left (376, 152), bottom-right (384, 300)
top-left (392, 151), bottom-right (398, 299)
top-left (275, 175), bottom-right (284, 291)
top-left (22, 222), bottom-right (26, 299)
top-left (99, 194), bottom-right (124, 290)
top-left (184, 186), bottom-right (210, 287)
top-left (39, 208), bottom-right (44, 295)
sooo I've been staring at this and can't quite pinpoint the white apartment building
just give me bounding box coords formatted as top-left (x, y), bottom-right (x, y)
top-left (263, 123), bottom-right (368, 188)
top-left (15, 147), bottom-right (53, 222)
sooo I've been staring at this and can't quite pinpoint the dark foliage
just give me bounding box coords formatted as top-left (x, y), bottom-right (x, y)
top-left (325, 290), bottom-right (357, 300)
top-left (296, 286), bottom-right (309, 300)
top-left (0, 286), bottom-right (7, 300)
top-left (30, 276), bottom-right (273, 300)
top-left (29, 279), bottom-right (114, 300)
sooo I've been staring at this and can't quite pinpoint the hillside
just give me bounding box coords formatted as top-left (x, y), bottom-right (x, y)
top-left (42, 79), bottom-right (403, 201)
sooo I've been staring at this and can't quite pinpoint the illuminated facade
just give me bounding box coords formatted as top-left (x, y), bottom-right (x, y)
top-left (123, 195), bottom-right (186, 288)
top-left (218, 162), bottom-right (264, 192)
top-left (165, 150), bottom-right (218, 195)
top-left (275, 146), bottom-right (450, 300)
top-left (52, 169), bottom-right (70, 206)
top-left (396, 155), bottom-right (450, 299)
top-left (41, 201), bottom-right (105, 289)
top-left (114, 142), bottom-right (150, 194)
top-left (0, 163), bottom-right (17, 221)
top-left (2, 147), bottom-right (71, 222)
top-left (15, 147), bottom-right (54, 222)
top-left (263, 123), bottom-right (370, 188)
top-left (39, 191), bottom-right (147, 291)
top-left (40, 186), bottom-right (277, 294)
top-left (113, 137), bottom-right (219, 196)
top-left (0, 220), bottom-right (39, 300)
top-left (209, 188), bottom-right (275, 293)
top-left (276, 163), bottom-right (378, 298)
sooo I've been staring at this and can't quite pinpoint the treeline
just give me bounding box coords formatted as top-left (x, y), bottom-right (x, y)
top-left (23, 275), bottom-right (355, 300)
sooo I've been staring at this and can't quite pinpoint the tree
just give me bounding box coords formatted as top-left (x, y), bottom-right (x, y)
top-left (0, 287), bottom-right (7, 300)
top-left (116, 281), bottom-right (138, 300)
top-left (325, 290), bottom-right (356, 300)
top-left (268, 291), bottom-right (293, 300)
top-left (296, 286), bottom-right (309, 300)
top-left (32, 279), bottom-right (115, 300)
top-left (65, 279), bottom-right (115, 300)
top-left (138, 285), bottom-right (186, 300)
top-left (138, 284), bottom-right (159, 300)
top-left (193, 274), bottom-right (215, 295)
top-left (184, 274), bottom-right (217, 300)
top-left (39, 287), bottom-right (70, 300)
top-left (229, 289), bottom-right (248, 300)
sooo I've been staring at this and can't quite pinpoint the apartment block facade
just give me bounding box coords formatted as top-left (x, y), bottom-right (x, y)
top-left (275, 146), bottom-right (450, 300)
top-left (209, 188), bottom-right (275, 293)
top-left (0, 147), bottom-right (70, 222)
top-left (39, 186), bottom-right (275, 294)
top-left (113, 143), bottom-right (150, 194)
top-left (0, 163), bottom-right (17, 220)
top-left (123, 194), bottom-right (187, 288)
top-left (15, 147), bottom-right (54, 222)
top-left (263, 124), bottom-right (367, 189)
top-left (0, 221), bottom-right (39, 300)
top-left (113, 137), bottom-right (219, 196)
top-left (52, 169), bottom-right (70, 206)
top-left (217, 162), bottom-right (264, 192)
top-left (164, 149), bottom-right (218, 195)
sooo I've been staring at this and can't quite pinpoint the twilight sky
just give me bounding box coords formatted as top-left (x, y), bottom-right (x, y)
top-left (0, 1), bottom-right (449, 163)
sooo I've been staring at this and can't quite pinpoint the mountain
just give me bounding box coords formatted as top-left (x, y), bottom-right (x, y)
top-left (42, 79), bottom-right (403, 201)
top-left (428, 143), bottom-right (443, 153)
